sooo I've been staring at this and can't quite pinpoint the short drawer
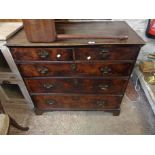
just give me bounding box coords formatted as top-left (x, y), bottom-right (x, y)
top-left (11, 47), bottom-right (73, 61)
top-left (18, 62), bottom-right (133, 77)
top-left (32, 94), bottom-right (122, 110)
top-left (75, 46), bottom-right (140, 61)
top-left (25, 77), bottom-right (128, 95)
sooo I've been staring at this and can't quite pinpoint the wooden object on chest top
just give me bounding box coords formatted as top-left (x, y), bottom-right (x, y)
top-left (6, 21), bottom-right (145, 115)
top-left (22, 19), bottom-right (128, 42)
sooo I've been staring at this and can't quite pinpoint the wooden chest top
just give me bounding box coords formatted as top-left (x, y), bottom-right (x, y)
top-left (6, 21), bottom-right (145, 47)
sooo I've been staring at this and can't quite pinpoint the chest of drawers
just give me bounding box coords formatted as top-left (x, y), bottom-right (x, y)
top-left (6, 21), bottom-right (145, 115)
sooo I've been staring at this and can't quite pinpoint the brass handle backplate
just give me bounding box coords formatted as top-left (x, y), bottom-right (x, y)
top-left (100, 67), bottom-right (112, 74)
top-left (38, 50), bottom-right (49, 59)
top-left (96, 100), bottom-right (106, 106)
top-left (45, 99), bottom-right (56, 105)
top-left (43, 83), bottom-right (54, 89)
top-left (37, 66), bottom-right (49, 74)
top-left (98, 84), bottom-right (109, 90)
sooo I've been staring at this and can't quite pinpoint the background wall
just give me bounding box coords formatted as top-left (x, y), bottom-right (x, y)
top-left (122, 19), bottom-right (155, 62)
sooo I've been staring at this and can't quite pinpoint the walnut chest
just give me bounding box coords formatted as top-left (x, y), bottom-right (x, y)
top-left (6, 21), bottom-right (145, 115)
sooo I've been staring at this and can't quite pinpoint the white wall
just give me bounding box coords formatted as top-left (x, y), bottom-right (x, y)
top-left (123, 19), bottom-right (155, 62)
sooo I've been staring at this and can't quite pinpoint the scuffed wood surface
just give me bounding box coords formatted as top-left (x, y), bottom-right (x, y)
top-left (6, 21), bottom-right (145, 46)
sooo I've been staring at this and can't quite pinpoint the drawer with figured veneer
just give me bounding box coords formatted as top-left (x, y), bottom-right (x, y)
top-left (75, 46), bottom-right (140, 61)
top-left (32, 94), bottom-right (122, 111)
top-left (18, 62), bottom-right (134, 77)
top-left (25, 77), bottom-right (128, 95)
top-left (11, 47), bottom-right (73, 61)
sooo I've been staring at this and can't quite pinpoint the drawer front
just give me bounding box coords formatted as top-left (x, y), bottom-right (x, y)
top-left (25, 78), bottom-right (128, 95)
top-left (18, 62), bottom-right (133, 77)
top-left (32, 95), bottom-right (122, 110)
top-left (11, 47), bottom-right (73, 61)
top-left (75, 46), bottom-right (140, 61)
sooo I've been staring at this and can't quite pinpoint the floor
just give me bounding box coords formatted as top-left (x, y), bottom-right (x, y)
top-left (2, 74), bottom-right (155, 135)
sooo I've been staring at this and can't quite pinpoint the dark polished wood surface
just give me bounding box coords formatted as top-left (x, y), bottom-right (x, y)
top-left (17, 62), bottom-right (134, 77)
top-left (22, 19), bottom-right (57, 42)
top-left (24, 77), bottom-right (128, 95)
top-left (6, 21), bottom-right (145, 46)
top-left (32, 94), bottom-right (122, 110)
top-left (74, 46), bottom-right (140, 60)
top-left (11, 46), bottom-right (140, 61)
top-left (11, 47), bottom-right (73, 61)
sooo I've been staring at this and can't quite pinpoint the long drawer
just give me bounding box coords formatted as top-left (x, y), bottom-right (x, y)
top-left (32, 94), bottom-right (122, 110)
top-left (11, 46), bottom-right (140, 61)
top-left (25, 77), bottom-right (128, 95)
top-left (18, 62), bottom-right (134, 77)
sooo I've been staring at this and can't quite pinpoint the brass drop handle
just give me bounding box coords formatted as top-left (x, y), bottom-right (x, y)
top-left (71, 64), bottom-right (77, 71)
top-left (98, 84), bottom-right (109, 90)
top-left (37, 66), bottom-right (49, 74)
top-left (38, 50), bottom-right (49, 59)
top-left (100, 67), bottom-right (112, 74)
top-left (43, 83), bottom-right (54, 89)
top-left (56, 53), bottom-right (62, 60)
top-left (46, 99), bottom-right (56, 105)
top-left (96, 100), bottom-right (106, 106)
top-left (99, 49), bottom-right (110, 59)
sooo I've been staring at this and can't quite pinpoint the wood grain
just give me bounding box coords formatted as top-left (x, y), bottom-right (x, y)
top-left (75, 46), bottom-right (140, 60)
top-left (6, 21), bottom-right (145, 46)
top-left (17, 62), bottom-right (134, 77)
top-left (24, 77), bottom-right (128, 95)
top-left (11, 45), bottom-right (140, 61)
top-left (11, 47), bottom-right (73, 61)
top-left (22, 19), bottom-right (56, 42)
top-left (32, 94), bottom-right (122, 110)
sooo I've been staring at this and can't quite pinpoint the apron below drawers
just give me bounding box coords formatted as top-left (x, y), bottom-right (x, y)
top-left (32, 94), bottom-right (122, 111)
top-left (25, 77), bottom-right (128, 95)
top-left (18, 62), bottom-right (134, 77)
